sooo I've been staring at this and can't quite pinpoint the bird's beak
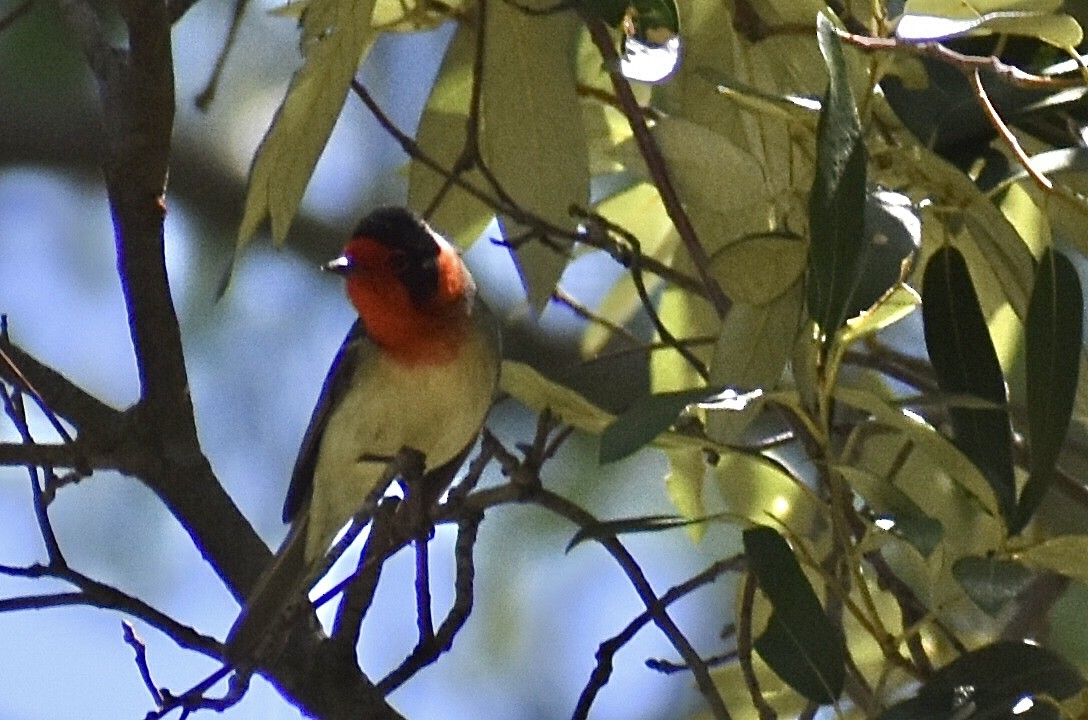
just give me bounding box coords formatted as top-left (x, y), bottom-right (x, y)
top-left (323, 255), bottom-right (354, 275)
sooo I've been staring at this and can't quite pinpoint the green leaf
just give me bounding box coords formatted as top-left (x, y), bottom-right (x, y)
top-left (952, 555), bottom-right (1034, 615)
top-left (566, 512), bottom-right (726, 552)
top-left (580, 184), bottom-right (674, 356)
top-left (1015, 535), bottom-right (1088, 584)
top-left (921, 245), bottom-right (1016, 526)
top-left (840, 284), bottom-right (921, 345)
top-left (600, 387), bottom-right (711, 463)
top-left (847, 189), bottom-right (921, 318)
top-left (711, 234), bottom-right (806, 305)
top-left (663, 447), bottom-right (708, 542)
top-left (582, 0), bottom-right (628, 26)
top-left (834, 386), bottom-right (1001, 518)
top-left (897, 0), bottom-right (1082, 48)
top-left (238, 0), bottom-right (378, 247)
top-left (1016, 249), bottom-right (1083, 531)
top-left (879, 641), bottom-right (1085, 720)
top-left (499, 361), bottom-right (614, 435)
top-left (835, 465), bottom-right (943, 557)
top-left (408, 19), bottom-right (493, 245)
top-left (706, 280), bottom-right (803, 445)
top-left (483, 0), bottom-right (589, 310)
top-left (714, 451), bottom-right (825, 536)
top-left (743, 526), bottom-right (845, 704)
top-left (807, 12), bottom-right (869, 343)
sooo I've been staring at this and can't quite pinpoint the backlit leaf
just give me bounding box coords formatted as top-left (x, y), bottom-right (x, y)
top-left (408, 19), bottom-right (493, 245)
top-left (705, 280), bottom-right (803, 445)
top-left (483, 0), bottom-right (589, 309)
top-left (499, 361), bottom-right (613, 435)
top-left (238, 0), bottom-right (378, 247)
top-left (1015, 535), bottom-right (1088, 584)
top-left (663, 446), bottom-right (708, 542)
top-left (714, 451), bottom-right (824, 536)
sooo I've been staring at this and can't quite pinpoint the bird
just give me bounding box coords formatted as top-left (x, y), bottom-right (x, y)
top-left (227, 206), bottom-right (501, 663)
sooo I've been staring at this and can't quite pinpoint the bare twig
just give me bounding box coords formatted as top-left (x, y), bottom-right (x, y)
top-left (379, 511), bottom-right (483, 694)
top-left (0, 563), bottom-right (223, 657)
top-left (577, 10), bottom-right (729, 317)
top-left (123, 621), bottom-right (165, 706)
top-left (531, 488), bottom-right (730, 719)
top-left (348, 78), bottom-right (701, 294)
top-left (574, 557), bottom-right (744, 720)
top-left (194, 0), bottom-right (250, 109)
top-left (971, 69), bottom-right (1054, 191)
top-left (574, 208), bottom-right (710, 380)
top-left (835, 28), bottom-right (1088, 90)
top-left (737, 570), bottom-right (776, 720)
top-left (332, 498), bottom-right (401, 653)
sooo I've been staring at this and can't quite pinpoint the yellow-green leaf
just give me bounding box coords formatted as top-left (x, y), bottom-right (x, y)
top-left (664, 446), bottom-right (708, 542)
top-left (1015, 535), bottom-right (1088, 584)
top-left (713, 451), bottom-right (824, 537)
top-left (706, 280), bottom-right (803, 444)
top-left (238, 0), bottom-right (378, 247)
top-left (711, 234), bottom-right (806, 306)
top-left (499, 361), bottom-right (613, 435)
top-left (407, 19), bottom-right (493, 246)
top-left (482, 0), bottom-right (590, 309)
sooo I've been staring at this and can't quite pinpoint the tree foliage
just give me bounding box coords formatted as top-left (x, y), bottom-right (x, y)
top-left (5, 0), bottom-right (1088, 718)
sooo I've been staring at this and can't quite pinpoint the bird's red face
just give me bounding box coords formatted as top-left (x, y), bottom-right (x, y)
top-left (328, 211), bottom-right (474, 365)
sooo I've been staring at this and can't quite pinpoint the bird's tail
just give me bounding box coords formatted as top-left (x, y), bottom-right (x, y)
top-left (226, 517), bottom-right (313, 666)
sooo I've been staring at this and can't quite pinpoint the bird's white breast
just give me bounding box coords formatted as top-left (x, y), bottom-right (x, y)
top-left (305, 322), bottom-right (498, 560)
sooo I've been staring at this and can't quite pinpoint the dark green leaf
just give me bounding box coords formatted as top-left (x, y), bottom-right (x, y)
top-left (879, 641), bottom-right (1085, 720)
top-left (565, 513), bottom-right (726, 552)
top-left (582, 0), bottom-right (628, 25)
top-left (743, 526), bottom-right (844, 704)
top-left (921, 246), bottom-right (1016, 526)
top-left (1016, 249), bottom-right (1083, 532)
top-left (807, 12), bottom-right (869, 343)
top-left (952, 556), bottom-right (1035, 615)
top-left (847, 190), bottom-right (921, 318)
top-left (599, 387), bottom-right (712, 463)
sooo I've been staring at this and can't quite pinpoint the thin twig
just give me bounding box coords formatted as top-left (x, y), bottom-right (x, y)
top-left (577, 10), bottom-right (729, 317)
top-left (836, 28), bottom-right (1088, 90)
top-left (332, 498), bottom-right (400, 653)
top-left (379, 511), bottom-right (483, 694)
top-left (349, 77), bottom-right (704, 295)
top-left (0, 385), bottom-right (66, 566)
top-left (737, 570), bottom-right (776, 720)
top-left (574, 208), bottom-right (710, 380)
top-left (531, 488), bottom-right (731, 719)
top-left (194, 0), bottom-right (250, 110)
top-left (573, 557), bottom-right (744, 720)
top-left (123, 621), bottom-right (165, 706)
top-left (0, 563), bottom-right (223, 657)
top-left (971, 69), bottom-right (1053, 191)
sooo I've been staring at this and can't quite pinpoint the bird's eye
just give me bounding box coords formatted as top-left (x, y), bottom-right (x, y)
top-left (387, 251), bottom-right (409, 274)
